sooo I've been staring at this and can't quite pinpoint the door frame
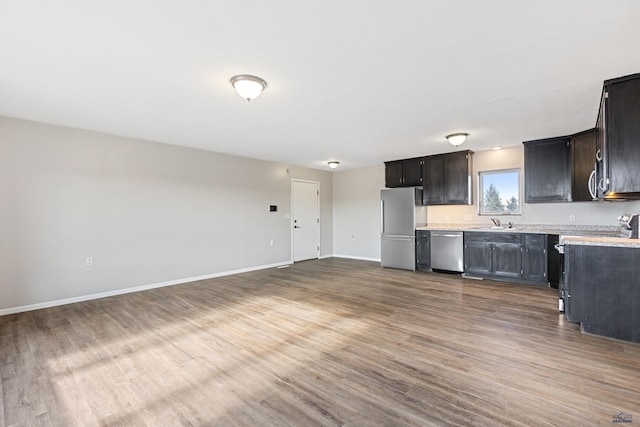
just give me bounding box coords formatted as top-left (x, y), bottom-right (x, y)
top-left (291, 179), bottom-right (320, 262)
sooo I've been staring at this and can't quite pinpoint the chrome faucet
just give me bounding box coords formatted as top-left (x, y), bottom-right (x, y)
top-left (490, 218), bottom-right (501, 227)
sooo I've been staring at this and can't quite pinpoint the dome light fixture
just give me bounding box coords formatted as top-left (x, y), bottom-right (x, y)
top-left (327, 161), bottom-right (340, 169)
top-left (446, 132), bottom-right (469, 147)
top-left (492, 146), bottom-right (503, 151)
top-left (230, 74), bottom-right (267, 102)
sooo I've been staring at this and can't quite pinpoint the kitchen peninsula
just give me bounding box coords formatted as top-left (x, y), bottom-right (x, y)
top-left (562, 236), bottom-right (640, 343)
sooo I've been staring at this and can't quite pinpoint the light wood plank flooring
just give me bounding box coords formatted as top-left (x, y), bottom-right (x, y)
top-left (1, 258), bottom-right (639, 426)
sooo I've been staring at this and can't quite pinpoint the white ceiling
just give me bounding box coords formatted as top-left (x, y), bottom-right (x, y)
top-left (1, 1), bottom-right (639, 170)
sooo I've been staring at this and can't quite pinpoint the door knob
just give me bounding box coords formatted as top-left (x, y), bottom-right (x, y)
top-left (294, 225), bottom-right (301, 229)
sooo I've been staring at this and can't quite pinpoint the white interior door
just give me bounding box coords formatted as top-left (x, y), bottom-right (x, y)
top-left (292, 180), bottom-right (319, 262)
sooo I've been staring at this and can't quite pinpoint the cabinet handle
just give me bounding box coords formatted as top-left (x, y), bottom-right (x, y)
top-left (595, 149), bottom-right (602, 162)
top-left (598, 177), bottom-right (607, 192)
top-left (588, 170), bottom-right (597, 199)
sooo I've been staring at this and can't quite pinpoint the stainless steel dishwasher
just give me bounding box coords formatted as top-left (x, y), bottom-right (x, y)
top-left (430, 231), bottom-right (464, 272)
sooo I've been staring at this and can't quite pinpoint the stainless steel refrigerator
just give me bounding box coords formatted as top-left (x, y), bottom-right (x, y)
top-left (380, 188), bottom-right (427, 270)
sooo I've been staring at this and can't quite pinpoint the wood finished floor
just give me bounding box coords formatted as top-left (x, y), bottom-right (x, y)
top-left (1, 258), bottom-right (639, 426)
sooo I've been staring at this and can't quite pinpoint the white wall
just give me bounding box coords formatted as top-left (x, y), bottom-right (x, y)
top-left (332, 165), bottom-right (384, 261)
top-left (331, 146), bottom-right (640, 260)
top-left (0, 116), bottom-right (333, 312)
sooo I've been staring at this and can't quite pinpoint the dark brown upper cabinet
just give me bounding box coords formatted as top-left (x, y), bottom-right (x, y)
top-left (524, 129), bottom-right (598, 203)
top-left (384, 160), bottom-right (404, 188)
top-left (422, 155), bottom-right (445, 204)
top-left (570, 129), bottom-right (597, 202)
top-left (422, 150), bottom-right (473, 205)
top-left (596, 73), bottom-right (640, 200)
top-left (402, 157), bottom-right (424, 187)
top-left (384, 157), bottom-right (423, 188)
top-left (524, 136), bottom-right (572, 203)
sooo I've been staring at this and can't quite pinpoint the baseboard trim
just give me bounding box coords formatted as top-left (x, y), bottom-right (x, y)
top-left (332, 254), bottom-right (381, 262)
top-left (0, 261), bottom-right (292, 316)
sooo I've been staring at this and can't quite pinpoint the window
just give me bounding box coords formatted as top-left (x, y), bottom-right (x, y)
top-left (478, 169), bottom-right (521, 215)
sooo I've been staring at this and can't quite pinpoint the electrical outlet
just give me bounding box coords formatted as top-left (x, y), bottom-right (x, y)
top-left (569, 214), bottom-right (576, 222)
top-left (85, 257), bottom-right (93, 266)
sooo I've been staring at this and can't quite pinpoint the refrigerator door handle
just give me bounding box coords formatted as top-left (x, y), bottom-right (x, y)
top-left (380, 200), bottom-right (384, 234)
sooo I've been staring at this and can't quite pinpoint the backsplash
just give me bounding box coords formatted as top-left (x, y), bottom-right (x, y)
top-left (426, 201), bottom-right (640, 228)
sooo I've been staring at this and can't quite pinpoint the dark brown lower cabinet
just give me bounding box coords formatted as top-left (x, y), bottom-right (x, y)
top-left (522, 234), bottom-right (547, 282)
top-left (492, 239), bottom-right (522, 280)
top-left (564, 244), bottom-right (640, 343)
top-left (464, 237), bottom-right (493, 276)
top-left (463, 232), bottom-right (548, 286)
top-left (415, 230), bottom-right (430, 271)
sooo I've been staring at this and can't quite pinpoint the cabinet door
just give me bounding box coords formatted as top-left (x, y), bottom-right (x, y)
top-left (606, 76), bottom-right (640, 195)
top-left (546, 234), bottom-right (561, 288)
top-left (564, 245), bottom-right (599, 324)
top-left (384, 160), bottom-right (404, 188)
top-left (571, 129), bottom-right (597, 202)
top-left (492, 241), bottom-right (522, 279)
top-left (415, 230), bottom-right (430, 271)
top-left (596, 91), bottom-right (607, 199)
top-left (464, 239), bottom-right (493, 276)
top-left (521, 234), bottom-right (547, 283)
top-left (444, 151), bottom-right (472, 204)
top-left (403, 157), bottom-right (423, 187)
top-left (422, 155), bottom-right (445, 205)
top-left (524, 137), bottom-right (571, 202)
top-left (563, 245), bottom-right (580, 322)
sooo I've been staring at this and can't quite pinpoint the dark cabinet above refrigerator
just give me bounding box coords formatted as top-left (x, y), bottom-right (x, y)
top-left (383, 150), bottom-right (473, 206)
top-left (384, 157), bottom-right (423, 188)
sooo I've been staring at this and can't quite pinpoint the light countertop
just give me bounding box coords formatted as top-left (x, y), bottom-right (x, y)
top-left (415, 223), bottom-right (640, 247)
top-left (416, 223), bottom-right (618, 236)
top-left (559, 235), bottom-right (640, 248)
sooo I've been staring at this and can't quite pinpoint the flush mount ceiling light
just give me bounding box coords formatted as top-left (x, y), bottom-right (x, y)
top-left (230, 74), bottom-right (267, 102)
top-left (327, 161), bottom-right (340, 169)
top-left (446, 132), bottom-right (469, 147)
top-left (492, 146), bottom-right (503, 150)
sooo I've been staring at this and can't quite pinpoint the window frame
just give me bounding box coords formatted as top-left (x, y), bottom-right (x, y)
top-left (478, 168), bottom-right (522, 216)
